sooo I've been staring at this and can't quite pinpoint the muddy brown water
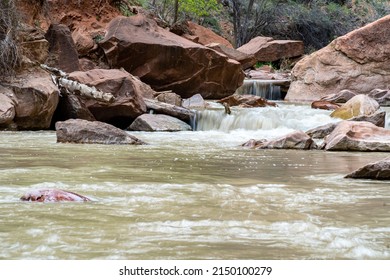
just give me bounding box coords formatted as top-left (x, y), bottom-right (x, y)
top-left (1, 104), bottom-right (389, 259)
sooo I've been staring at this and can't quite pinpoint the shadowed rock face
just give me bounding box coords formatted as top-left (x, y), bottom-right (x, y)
top-left (20, 189), bottom-right (91, 202)
top-left (100, 15), bottom-right (244, 99)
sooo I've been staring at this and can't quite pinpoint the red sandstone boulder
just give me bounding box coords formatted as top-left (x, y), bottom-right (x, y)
top-left (68, 68), bottom-right (151, 128)
top-left (0, 90), bottom-right (16, 128)
top-left (45, 24), bottom-right (81, 73)
top-left (311, 100), bottom-right (340, 110)
top-left (6, 69), bottom-right (59, 130)
top-left (345, 157), bottom-right (390, 180)
top-left (206, 43), bottom-right (257, 70)
top-left (71, 27), bottom-right (96, 56)
top-left (100, 15), bottom-right (244, 99)
top-left (237, 36), bottom-right (304, 62)
top-left (286, 15), bottom-right (390, 101)
top-left (20, 189), bottom-right (91, 202)
top-left (320, 89), bottom-right (357, 103)
top-left (324, 121), bottom-right (390, 151)
top-left (185, 21), bottom-right (233, 48)
top-left (56, 119), bottom-right (145, 145)
top-left (244, 130), bottom-right (317, 150)
top-left (156, 92), bottom-right (182, 106)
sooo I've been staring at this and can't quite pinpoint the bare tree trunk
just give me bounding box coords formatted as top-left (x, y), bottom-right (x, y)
top-left (41, 64), bottom-right (115, 103)
top-left (173, 0), bottom-right (179, 23)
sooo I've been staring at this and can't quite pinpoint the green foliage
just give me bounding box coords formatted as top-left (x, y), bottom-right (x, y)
top-left (178, 0), bottom-right (222, 20)
top-left (146, 0), bottom-right (222, 25)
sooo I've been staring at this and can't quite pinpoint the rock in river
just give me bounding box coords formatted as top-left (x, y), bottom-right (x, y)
top-left (324, 121), bottom-right (390, 151)
top-left (345, 157), bottom-right (390, 180)
top-left (20, 189), bottom-right (91, 202)
top-left (55, 119), bottom-right (145, 145)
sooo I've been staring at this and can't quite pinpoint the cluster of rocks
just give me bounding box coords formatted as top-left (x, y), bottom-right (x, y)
top-left (242, 92), bottom-right (390, 179)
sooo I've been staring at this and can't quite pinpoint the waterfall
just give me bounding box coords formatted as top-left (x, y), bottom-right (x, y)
top-left (235, 79), bottom-right (290, 100)
top-left (195, 104), bottom-right (339, 133)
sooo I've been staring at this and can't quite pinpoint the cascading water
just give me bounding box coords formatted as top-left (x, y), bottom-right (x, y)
top-left (235, 79), bottom-right (290, 100)
top-left (195, 103), bottom-right (340, 136)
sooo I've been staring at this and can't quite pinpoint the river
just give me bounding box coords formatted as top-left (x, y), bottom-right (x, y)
top-left (0, 103), bottom-right (389, 259)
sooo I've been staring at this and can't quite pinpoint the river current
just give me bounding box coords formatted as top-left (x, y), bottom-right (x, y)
top-left (1, 103), bottom-right (389, 259)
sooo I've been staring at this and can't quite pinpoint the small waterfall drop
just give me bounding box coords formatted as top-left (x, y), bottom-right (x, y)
top-left (235, 79), bottom-right (290, 100)
top-left (195, 104), bottom-right (339, 134)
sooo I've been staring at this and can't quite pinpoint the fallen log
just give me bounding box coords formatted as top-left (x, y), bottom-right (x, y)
top-left (144, 98), bottom-right (195, 123)
top-left (40, 64), bottom-right (115, 103)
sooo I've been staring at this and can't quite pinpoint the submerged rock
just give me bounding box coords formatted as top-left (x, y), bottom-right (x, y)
top-left (345, 157), bottom-right (390, 180)
top-left (129, 114), bottom-right (192, 132)
top-left (56, 119), bottom-right (145, 145)
top-left (324, 121), bottom-right (390, 151)
top-left (21, 189), bottom-right (91, 202)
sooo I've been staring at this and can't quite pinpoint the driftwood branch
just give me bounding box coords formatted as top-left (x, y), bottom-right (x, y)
top-left (40, 64), bottom-right (115, 103)
top-left (144, 98), bottom-right (195, 123)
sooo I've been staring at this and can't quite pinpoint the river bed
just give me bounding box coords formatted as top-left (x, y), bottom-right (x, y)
top-left (0, 104), bottom-right (389, 259)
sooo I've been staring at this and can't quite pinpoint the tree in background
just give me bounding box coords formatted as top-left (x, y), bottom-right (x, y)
top-left (0, 0), bottom-right (20, 78)
top-left (147, 0), bottom-right (222, 25)
top-left (224, 0), bottom-right (279, 47)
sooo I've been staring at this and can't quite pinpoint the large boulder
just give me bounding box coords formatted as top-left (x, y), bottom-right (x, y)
top-left (0, 90), bottom-right (16, 128)
top-left (45, 24), bottom-right (81, 72)
top-left (324, 121), bottom-right (390, 151)
top-left (55, 119), bottom-right (145, 145)
top-left (345, 157), bottom-right (390, 180)
top-left (237, 36), bottom-right (304, 62)
top-left (206, 42), bottom-right (257, 70)
top-left (368, 89), bottom-right (390, 106)
top-left (68, 68), bottom-right (150, 128)
top-left (320, 89), bottom-right (357, 103)
top-left (129, 114), bottom-right (192, 132)
top-left (286, 15), bottom-right (390, 101)
top-left (185, 21), bottom-right (234, 48)
top-left (330, 94), bottom-right (380, 119)
top-left (306, 110), bottom-right (386, 139)
top-left (8, 70), bottom-right (59, 130)
top-left (243, 130), bottom-right (317, 150)
top-left (99, 15), bottom-right (244, 99)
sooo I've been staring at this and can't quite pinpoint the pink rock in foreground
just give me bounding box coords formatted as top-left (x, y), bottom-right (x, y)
top-left (20, 189), bottom-right (91, 202)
